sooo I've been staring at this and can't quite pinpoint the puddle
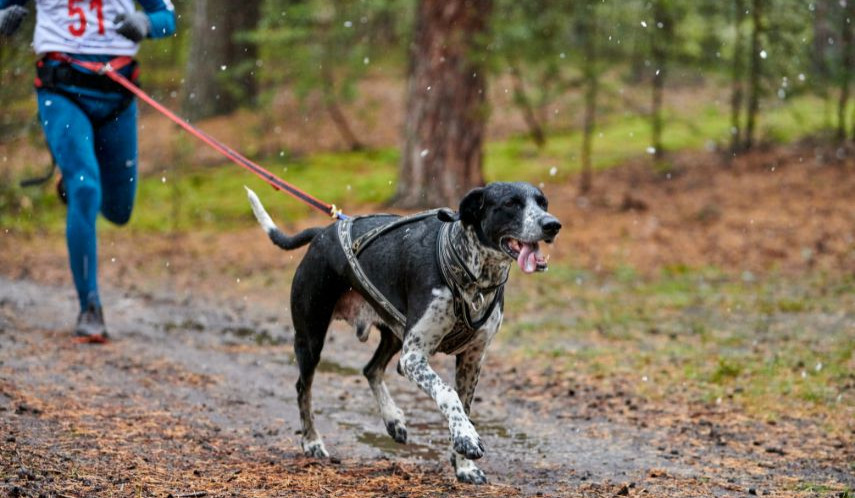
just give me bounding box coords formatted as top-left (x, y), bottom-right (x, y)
top-left (478, 420), bottom-right (538, 451)
top-left (222, 326), bottom-right (287, 346)
top-left (316, 358), bottom-right (362, 376)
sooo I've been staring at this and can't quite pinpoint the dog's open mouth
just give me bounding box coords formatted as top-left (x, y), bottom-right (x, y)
top-left (502, 237), bottom-right (550, 274)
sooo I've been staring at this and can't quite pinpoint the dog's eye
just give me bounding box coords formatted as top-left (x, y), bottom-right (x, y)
top-left (503, 198), bottom-right (519, 208)
top-left (536, 196), bottom-right (548, 209)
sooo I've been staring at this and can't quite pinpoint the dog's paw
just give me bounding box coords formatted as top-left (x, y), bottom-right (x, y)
top-left (452, 433), bottom-right (484, 460)
top-left (385, 419), bottom-right (408, 444)
top-left (456, 466), bottom-right (488, 485)
top-left (451, 454), bottom-right (488, 484)
top-left (301, 438), bottom-right (329, 459)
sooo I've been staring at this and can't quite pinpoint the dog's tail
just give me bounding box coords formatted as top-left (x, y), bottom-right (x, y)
top-left (245, 186), bottom-right (322, 250)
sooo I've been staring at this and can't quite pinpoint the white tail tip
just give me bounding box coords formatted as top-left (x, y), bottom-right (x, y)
top-left (245, 186), bottom-right (277, 234)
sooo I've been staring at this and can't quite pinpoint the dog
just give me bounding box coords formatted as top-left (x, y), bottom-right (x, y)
top-left (245, 181), bottom-right (561, 484)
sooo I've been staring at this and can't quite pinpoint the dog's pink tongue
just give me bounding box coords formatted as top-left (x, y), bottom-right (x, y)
top-left (517, 244), bottom-right (537, 274)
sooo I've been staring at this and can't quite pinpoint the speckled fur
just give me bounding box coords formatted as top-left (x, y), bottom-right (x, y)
top-left (246, 182), bottom-right (560, 485)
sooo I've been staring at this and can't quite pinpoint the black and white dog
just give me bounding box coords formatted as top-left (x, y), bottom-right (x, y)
top-left (245, 182), bottom-right (560, 484)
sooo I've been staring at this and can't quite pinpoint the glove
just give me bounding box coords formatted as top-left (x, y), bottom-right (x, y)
top-left (0, 5), bottom-right (27, 36)
top-left (114, 11), bottom-right (150, 43)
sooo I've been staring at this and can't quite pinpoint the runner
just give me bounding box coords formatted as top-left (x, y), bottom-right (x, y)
top-left (0, 0), bottom-right (176, 341)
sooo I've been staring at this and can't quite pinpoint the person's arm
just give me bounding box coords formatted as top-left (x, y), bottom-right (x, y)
top-left (137, 0), bottom-right (175, 39)
top-left (0, 0), bottom-right (28, 8)
top-left (115, 0), bottom-right (175, 43)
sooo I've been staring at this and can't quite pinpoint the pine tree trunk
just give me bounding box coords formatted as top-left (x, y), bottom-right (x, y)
top-left (838, 5), bottom-right (853, 142)
top-left (812, 0), bottom-right (833, 80)
top-left (650, 0), bottom-right (671, 163)
top-left (729, 0), bottom-right (746, 156)
top-left (183, 0), bottom-right (260, 121)
top-left (579, 1), bottom-right (598, 195)
top-left (393, 0), bottom-right (492, 209)
top-left (744, 0), bottom-right (763, 151)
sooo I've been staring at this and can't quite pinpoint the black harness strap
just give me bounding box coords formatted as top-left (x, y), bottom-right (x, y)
top-left (436, 222), bottom-right (507, 332)
top-left (337, 210), bottom-right (508, 354)
top-left (34, 59), bottom-right (139, 128)
top-left (351, 210), bottom-right (441, 256)
top-left (338, 211), bottom-right (442, 328)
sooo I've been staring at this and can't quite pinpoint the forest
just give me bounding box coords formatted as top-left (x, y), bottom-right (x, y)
top-left (0, 1), bottom-right (853, 497)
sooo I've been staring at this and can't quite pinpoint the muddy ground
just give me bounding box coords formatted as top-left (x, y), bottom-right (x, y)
top-left (1, 143), bottom-right (854, 497)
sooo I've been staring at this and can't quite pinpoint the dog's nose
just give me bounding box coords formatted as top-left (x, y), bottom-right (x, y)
top-left (540, 216), bottom-right (562, 237)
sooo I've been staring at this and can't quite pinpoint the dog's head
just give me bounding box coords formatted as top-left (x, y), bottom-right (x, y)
top-left (457, 182), bottom-right (561, 273)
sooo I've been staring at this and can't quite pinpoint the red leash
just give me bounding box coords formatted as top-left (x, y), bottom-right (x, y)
top-left (47, 53), bottom-right (347, 220)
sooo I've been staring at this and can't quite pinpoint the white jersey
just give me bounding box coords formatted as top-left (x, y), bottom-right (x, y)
top-left (34, 0), bottom-right (143, 56)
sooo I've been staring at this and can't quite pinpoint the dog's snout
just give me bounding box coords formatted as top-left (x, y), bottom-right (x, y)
top-left (540, 216), bottom-right (562, 237)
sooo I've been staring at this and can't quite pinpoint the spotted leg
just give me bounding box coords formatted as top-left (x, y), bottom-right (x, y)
top-left (398, 289), bottom-right (485, 462)
top-left (363, 325), bottom-right (407, 443)
top-left (449, 342), bottom-right (490, 484)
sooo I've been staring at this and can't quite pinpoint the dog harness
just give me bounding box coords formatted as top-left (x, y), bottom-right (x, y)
top-left (337, 211), bottom-right (508, 353)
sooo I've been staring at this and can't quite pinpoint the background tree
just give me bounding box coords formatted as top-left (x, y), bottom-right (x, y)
top-left (729, 0), bottom-right (747, 155)
top-left (836, 2), bottom-right (853, 141)
top-left (491, 0), bottom-right (577, 149)
top-left (743, 0), bottom-right (764, 151)
top-left (394, 0), bottom-right (493, 208)
top-left (254, 0), bottom-right (410, 151)
top-left (578, 0), bottom-right (599, 194)
top-left (649, 0), bottom-right (674, 162)
top-left (183, 0), bottom-right (262, 121)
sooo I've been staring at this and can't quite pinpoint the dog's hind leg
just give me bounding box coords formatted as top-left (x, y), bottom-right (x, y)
top-left (363, 325), bottom-right (407, 443)
top-left (291, 266), bottom-right (340, 459)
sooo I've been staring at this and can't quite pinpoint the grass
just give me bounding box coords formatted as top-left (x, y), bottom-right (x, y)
top-left (0, 92), bottom-right (832, 234)
top-left (499, 267), bottom-right (855, 422)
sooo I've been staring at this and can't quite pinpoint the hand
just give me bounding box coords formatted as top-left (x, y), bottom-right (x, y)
top-left (0, 5), bottom-right (27, 36)
top-left (114, 11), bottom-right (150, 43)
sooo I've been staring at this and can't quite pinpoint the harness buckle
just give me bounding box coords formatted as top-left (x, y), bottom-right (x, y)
top-left (471, 292), bottom-right (485, 312)
top-left (98, 63), bottom-right (112, 75)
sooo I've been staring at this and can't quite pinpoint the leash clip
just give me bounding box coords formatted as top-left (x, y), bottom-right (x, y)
top-left (330, 204), bottom-right (345, 220)
top-left (98, 63), bottom-right (112, 75)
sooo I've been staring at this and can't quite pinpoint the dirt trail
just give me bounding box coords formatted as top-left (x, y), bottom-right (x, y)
top-left (0, 277), bottom-right (691, 496)
top-left (1, 144), bottom-right (853, 496)
top-left (1, 276), bottom-right (852, 497)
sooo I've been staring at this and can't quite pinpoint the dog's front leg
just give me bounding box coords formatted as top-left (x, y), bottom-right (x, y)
top-left (398, 290), bottom-right (484, 461)
top-left (449, 340), bottom-right (490, 484)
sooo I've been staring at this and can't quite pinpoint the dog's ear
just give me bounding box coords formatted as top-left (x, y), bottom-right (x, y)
top-left (436, 208), bottom-right (459, 223)
top-left (458, 187), bottom-right (485, 226)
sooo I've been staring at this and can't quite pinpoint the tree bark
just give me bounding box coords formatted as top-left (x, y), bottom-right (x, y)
top-left (183, 0), bottom-right (260, 121)
top-left (393, 0), bottom-right (492, 209)
top-left (744, 0), bottom-right (763, 151)
top-left (729, 0), bottom-right (746, 156)
top-left (838, 4), bottom-right (853, 142)
top-left (579, 1), bottom-right (598, 195)
top-left (650, 0), bottom-right (672, 163)
top-left (812, 0), bottom-right (833, 80)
